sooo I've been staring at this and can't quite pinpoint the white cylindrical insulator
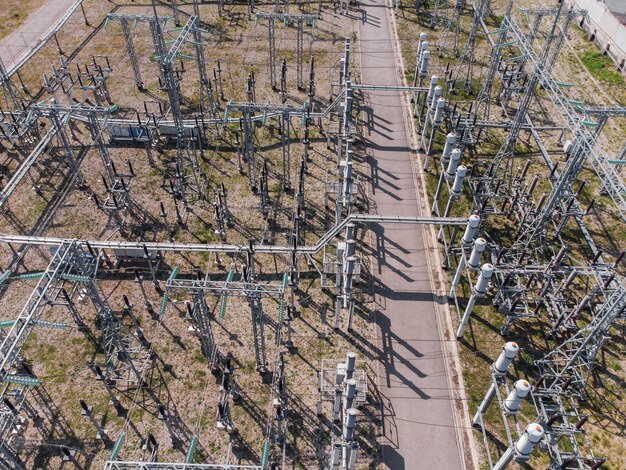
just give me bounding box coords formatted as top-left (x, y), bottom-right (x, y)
top-left (345, 408), bottom-right (357, 428)
top-left (345, 378), bottom-right (357, 409)
top-left (419, 40), bottom-right (429, 59)
top-left (451, 165), bottom-right (467, 195)
top-left (462, 214), bottom-right (480, 244)
top-left (330, 442), bottom-right (342, 468)
top-left (420, 50), bottom-right (430, 74)
top-left (348, 443), bottom-right (359, 470)
top-left (345, 239), bottom-right (356, 258)
top-left (418, 33), bottom-right (428, 52)
top-left (430, 85), bottom-right (442, 110)
top-left (344, 98), bottom-right (352, 119)
top-left (446, 148), bottom-right (462, 178)
top-left (346, 352), bottom-right (356, 380)
top-left (427, 75), bottom-right (439, 100)
top-left (344, 161), bottom-right (353, 181)
top-left (344, 408), bottom-right (358, 440)
top-left (468, 237), bottom-right (487, 269)
top-left (345, 222), bottom-right (356, 241)
top-left (344, 256), bottom-right (357, 277)
top-left (504, 379), bottom-right (531, 413)
top-left (442, 132), bottom-right (457, 165)
top-left (345, 149), bottom-right (354, 164)
top-left (334, 388), bottom-right (342, 413)
top-left (515, 423), bottom-right (544, 457)
top-left (434, 98), bottom-right (445, 124)
top-left (474, 263), bottom-right (494, 295)
top-left (494, 341), bottom-right (520, 373)
top-left (346, 379), bottom-right (357, 399)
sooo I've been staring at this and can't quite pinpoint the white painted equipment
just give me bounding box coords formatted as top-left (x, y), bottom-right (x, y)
top-left (442, 132), bottom-right (457, 165)
top-left (475, 263), bottom-right (494, 295)
top-left (468, 238), bottom-right (487, 269)
top-left (451, 165), bottom-right (467, 195)
top-left (494, 341), bottom-right (519, 373)
top-left (446, 148), bottom-right (462, 178)
top-left (462, 214), bottom-right (480, 244)
top-left (504, 379), bottom-right (531, 413)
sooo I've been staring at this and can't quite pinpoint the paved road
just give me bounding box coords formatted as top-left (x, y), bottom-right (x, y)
top-left (357, 1), bottom-right (465, 468)
top-left (0, 0), bottom-right (77, 69)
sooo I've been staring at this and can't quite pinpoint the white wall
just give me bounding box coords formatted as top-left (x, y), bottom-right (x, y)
top-left (567, 0), bottom-right (626, 71)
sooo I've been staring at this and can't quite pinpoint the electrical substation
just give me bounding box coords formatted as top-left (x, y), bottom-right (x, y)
top-left (0, 0), bottom-right (624, 469)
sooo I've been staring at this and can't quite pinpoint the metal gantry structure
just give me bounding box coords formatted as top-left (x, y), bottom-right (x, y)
top-left (0, 241), bottom-right (151, 467)
top-left (0, 2), bottom-right (331, 468)
top-left (324, 352), bottom-right (364, 470)
top-left (422, 0), bottom-right (626, 468)
top-left (0, 0), bottom-right (624, 468)
top-left (255, 12), bottom-right (317, 90)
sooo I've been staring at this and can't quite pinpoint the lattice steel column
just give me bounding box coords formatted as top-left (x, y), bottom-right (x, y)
top-left (120, 17), bottom-right (143, 89)
top-left (49, 109), bottom-right (86, 188)
top-left (71, 244), bottom-right (147, 384)
top-left (281, 111), bottom-right (291, 190)
top-left (451, 0), bottom-right (490, 92)
top-left (543, 8), bottom-right (577, 77)
top-left (474, 24), bottom-right (508, 121)
top-left (248, 294), bottom-right (267, 372)
top-left (0, 57), bottom-right (18, 107)
top-left (193, 2), bottom-right (216, 115)
top-left (87, 113), bottom-right (116, 185)
top-left (269, 17), bottom-right (277, 88)
top-left (256, 12), bottom-right (316, 90)
top-left (242, 110), bottom-right (257, 191)
top-left (487, 5), bottom-right (568, 181)
top-left (170, 0), bottom-right (181, 26)
top-left (537, 281), bottom-right (626, 395)
top-left (437, 0), bottom-right (464, 57)
top-left (189, 289), bottom-right (218, 369)
top-left (296, 18), bottom-right (303, 89)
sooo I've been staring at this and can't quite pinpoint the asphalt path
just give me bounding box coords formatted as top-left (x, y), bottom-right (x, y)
top-left (357, 0), bottom-right (465, 468)
top-left (0, 0), bottom-right (77, 68)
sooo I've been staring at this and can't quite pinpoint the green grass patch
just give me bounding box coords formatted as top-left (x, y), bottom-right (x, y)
top-left (579, 50), bottom-right (624, 86)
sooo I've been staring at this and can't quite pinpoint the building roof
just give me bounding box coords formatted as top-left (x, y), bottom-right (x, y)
top-left (604, 0), bottom-right (626, 14)
top-left (604, 0), bottom-right (626, 25)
